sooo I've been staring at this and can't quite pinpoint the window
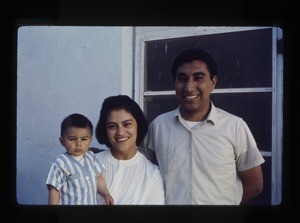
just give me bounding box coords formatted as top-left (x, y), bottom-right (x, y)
top-left (134, 26), bottom-right (283, 205)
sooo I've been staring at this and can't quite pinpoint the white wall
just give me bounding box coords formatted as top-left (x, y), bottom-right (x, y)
top-left (17, 26), bottom-right (133, 204)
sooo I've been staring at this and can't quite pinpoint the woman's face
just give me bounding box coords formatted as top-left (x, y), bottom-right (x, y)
top-left (106, 109), bottom-right (138, 157)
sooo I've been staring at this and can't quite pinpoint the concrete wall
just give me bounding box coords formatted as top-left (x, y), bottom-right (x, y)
top-left (16, 26), bottom-right (133, 204)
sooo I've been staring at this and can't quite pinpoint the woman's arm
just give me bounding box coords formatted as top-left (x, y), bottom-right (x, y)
top-left (145, 168), bottom-right (165, 204)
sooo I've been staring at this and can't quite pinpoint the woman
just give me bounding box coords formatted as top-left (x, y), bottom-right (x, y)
top-left (95, 95), bottom-right (165, 205)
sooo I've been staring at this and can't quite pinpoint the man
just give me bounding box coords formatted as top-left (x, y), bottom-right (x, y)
top-left (139, 48), bottom-right (265, 205)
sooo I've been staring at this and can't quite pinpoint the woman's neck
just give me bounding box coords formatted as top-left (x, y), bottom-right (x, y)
top-left (111, 147), bottom-right (137, 160)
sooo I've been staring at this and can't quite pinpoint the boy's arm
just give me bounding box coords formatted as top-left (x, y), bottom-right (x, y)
top-left (48, 185), bottom-right (60, 205)
top-left (97, 173), bottom-right (114, 205)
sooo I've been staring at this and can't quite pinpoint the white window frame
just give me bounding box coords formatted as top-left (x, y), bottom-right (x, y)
top-left (133, 26), bottom-right (283, 205)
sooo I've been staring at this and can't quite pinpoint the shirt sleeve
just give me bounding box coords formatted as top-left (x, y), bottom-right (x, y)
top-left (235, 120), bottom-right (265, 171)
top-left (46, 162), bottom-right (67, 191)
top-left (139, 121), bottom-right (159, 165)
top-left (93, 152), bottom-right (105, 175)
top-left (144, 167), bottom-right (165, 204)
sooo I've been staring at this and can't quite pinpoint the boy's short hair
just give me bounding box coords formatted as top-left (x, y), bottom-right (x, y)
top-left (61, 113), bottom-right (93, 137)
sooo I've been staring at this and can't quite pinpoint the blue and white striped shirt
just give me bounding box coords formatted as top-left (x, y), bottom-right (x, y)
top-left (46, 151), bottom-right (103, 205)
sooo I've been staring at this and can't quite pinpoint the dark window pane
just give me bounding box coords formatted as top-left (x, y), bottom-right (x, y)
top-left (211, 92), bottom-right (272, 152)
top-left (144, 95), bottom-right (178, 123)
top-left (145, 28), bottom-right (272, 91)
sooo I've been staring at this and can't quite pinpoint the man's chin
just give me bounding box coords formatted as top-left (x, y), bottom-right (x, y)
top-left (180, 104), bottom-right (199, 112)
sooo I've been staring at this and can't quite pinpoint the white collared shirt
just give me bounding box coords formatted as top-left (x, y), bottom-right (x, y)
top-left (140, 102), bottom-right (265, 205)
top-left (96, 150), bottom-right (165, 205)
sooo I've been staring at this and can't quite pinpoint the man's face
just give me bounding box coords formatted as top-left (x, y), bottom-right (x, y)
top-left (175, 60), bottom-right (217, 120)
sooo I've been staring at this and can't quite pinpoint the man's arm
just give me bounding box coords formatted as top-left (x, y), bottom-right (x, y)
top-left (238, 165), bottom-right (263, 205)
top-left (138, 129), bottom-right (158, 165)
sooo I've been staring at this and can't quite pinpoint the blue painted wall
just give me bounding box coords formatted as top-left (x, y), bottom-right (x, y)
top-left (17, 26), bottom-right (133, 204)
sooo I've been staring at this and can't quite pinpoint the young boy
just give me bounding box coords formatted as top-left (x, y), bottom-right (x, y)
top-left (46, 113), bottom-right (114, 205)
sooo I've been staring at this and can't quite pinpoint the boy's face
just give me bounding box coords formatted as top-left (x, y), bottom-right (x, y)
top-left (59, 127), bottom-right (92, 157)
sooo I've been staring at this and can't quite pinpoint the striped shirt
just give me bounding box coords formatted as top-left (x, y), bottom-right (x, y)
top-left (46, 151), bottom-right (103, 205)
